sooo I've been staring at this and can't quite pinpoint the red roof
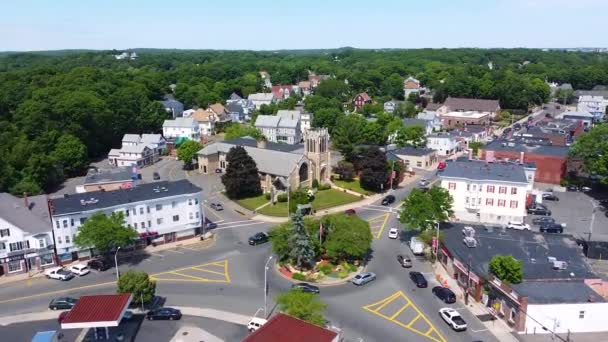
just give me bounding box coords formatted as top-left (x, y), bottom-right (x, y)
top-left (62, 294), bottom-right (132, 329)
top-left (243, 314), bottom-right (337, 342)
top-left (356, 92), bottom-right (372, 102)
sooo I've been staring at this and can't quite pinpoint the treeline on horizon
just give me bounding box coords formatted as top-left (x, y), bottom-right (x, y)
top-left (0, 48), bottom-right (607, 196)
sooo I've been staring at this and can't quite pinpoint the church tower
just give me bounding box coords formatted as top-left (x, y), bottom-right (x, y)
top-left (304, 128), bottom-right (330, 182)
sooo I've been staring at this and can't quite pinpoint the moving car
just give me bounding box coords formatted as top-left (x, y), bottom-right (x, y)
top-left (388, 228), bottom-right (399, 239)
top-left (409, 271), bottom-right (428, 288)
top-left (291, 283), bottom-right (320, 294)
top-left (439, 308), bottom-right (467, 331)
top-left (432, 286), bottom-right (456, 304)
top-left (49, 297), bottom-right (78, 310)
top-left (152, 172), bottom-right (160, 180)
top-left (527, 205), bottom-right (551, 216)
top-left (532, 216), bottom-right (555, 226)
top-left (45, 267), bottom-right (75, 281)
top-left (351, 272), bottom-right (376, 286)
top-left (87, 259), bottom-right (111, 272)
top-left (542, 193), bottom-right (559, 201)
top-left (69, 264), bottom-right (90, 276)
top-left (247, 317), bottom-right (268, 332)
top-left (419, 179), bottom-right (430, 187)
top-left (381, 195), bottom-right (396, 206)
top-left (248, 232), bottom-right (269, 245)
top-left (210, 202), bottom-right (224, 211)
top-left (506, 221), bottom-right (530, 231)
top-left (540, 223), bottom-right (564, 234)
top-left (344, 209), bottom-right (356, 215)
top-left (146, 307), bottom-right (182, 321)
top-left (203, 217), bottom-right (218, 230)
top-left (397, 254), bottom-right (412, 268)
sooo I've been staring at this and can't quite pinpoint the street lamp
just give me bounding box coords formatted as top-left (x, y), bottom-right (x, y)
top-left (264, 255), bottom-right (273, 317)
top-left (114, 246), bottom-right (121, 283)
top-left (587, 199), bottom-right (601, 257)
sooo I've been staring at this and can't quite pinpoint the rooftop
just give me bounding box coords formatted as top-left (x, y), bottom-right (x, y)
top-left (484, 139), bottom-right (570, 158)
top-left (403, 118), bottom-right (429, 127)
top-left (560, 111), bottom-right (594, 119)
top-left (61, 294), bottom-right (132, 329)
top-left (439, 159), bottom-right (528, 183)
top-left (121, 134), bottom-right (141, 143)
top-left (140, 134), bottom-right (164, 144)
top-left (242, 313), bottom-right (337, 342)
top-left (390, 146), bottom-right (436, 157)
top-left (50, 180), bottom-right (202, 216)
top-left (444, 97), bottom-right (500, 113)
top-left (163, 117), bottom-right (196, 128)
top-left (0, 193), bottom-right (52, 234)
top-left (84, 167), bottom-right (134, 185)
top-left (248, 93), bottom-right (274, 101)
top-left (442, 111), bottom-right (489, 119)
top-left (255, 110), bottom-right (301, 129)
top-left (425, 103), bottom-right (443, 111)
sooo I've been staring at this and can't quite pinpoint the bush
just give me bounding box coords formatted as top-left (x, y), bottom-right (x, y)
top-left (337, 271), bottom-right (349, 279)
top-left (277, 193), bottom-right (288, 202)
top-left (292, 272), bottom-right (306, 281)
top-left (312, 179), bottom-right (320, 189)
top-left (264, 193), bottom-right (271, 200)
top-left (341, 262), bottom-right (357, 272)
top-left (318, 183), bottom-right (331, 191)
top-left (318, 264), bottom-right (334, 274)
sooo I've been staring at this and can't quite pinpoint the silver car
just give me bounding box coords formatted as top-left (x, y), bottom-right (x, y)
top-left (351, 272), bottom-right (376, 286)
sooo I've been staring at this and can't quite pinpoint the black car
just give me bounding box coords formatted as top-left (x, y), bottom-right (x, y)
top-left (146, 307), bottom-right (182, 321)
top-left (409, 271), bottom-right (428, 288)
top-left (291, 283), bottom-right (320, 294)
top-left (381, 195), bottom-right (396, 206)
top-left (566, 185), bottom-right (579, 192)
top-left (248, 232), bottom-right (269, 245)
top-left (542, 193), bottom-right (559, 201)
top-left (153, 172), bottom-right (160, 180)
top-left (87, 259), bottom-right (111, 272)
top-left (503, 127), bottom-right (512, 134)
top-left (513, 123), bottom-right (521, 131)
top-left (527, 205), bottom-right (551, 216)
top-left (432, 286), bottom-right (456, 304)
top-left (203, 217), bottom-right (217, 230)
top-left (540, 223), bottom-right (564, 234)
top-left (49, 297), bottom-right (78, 310)
top-left (532, 216), bottom-right (555, 226)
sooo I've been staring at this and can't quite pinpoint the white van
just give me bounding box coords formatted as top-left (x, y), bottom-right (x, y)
top-left (247, 317), bottom-right (268, 332)
top-left (409, 237), bottom-right (425, 256)
top-left (69, 264), bottom-right (90, 276)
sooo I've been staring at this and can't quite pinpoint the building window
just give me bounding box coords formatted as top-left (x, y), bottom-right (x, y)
top-left (510, 201), bottom-right (518, 209)
top-left (157, 218), bottom-right (163, 225)
top-left (188, 199), bottom-right (192, 206)
top-left (472, 184), bottom-right (477, 191)
top-left (189, 212), bottom-right (194, 220)
top-left (55, 221), bottom-right (60, 229)
top-left (172, 201), bottom-right (177, 208)
top-left (140, 207), bottom-right (144, 215)
top-left (466, 184), bottom-right (470, 191)
top-left (39, 239), bottom-right (45, 248)
top-left (448, 182), bottom-right (456, 190)
top-left (57, 236), bottom-right (62, 244)
top-left (62, 220), bottom-right (68, 228)
top-left (499, 186), bottom-right (507, 194)
top-left (8, 260), bottom-right (22, 273)
top-left (465, 197), bottom-right (469, 204)
top-left (0, 229), bottom-right (10, 237)
top-left (195, 198), bottom-right (199, 205)
top-left (132, 208), bottom-right (136, 216)
top-left (147, 206), bottom-right (151, 214)
top-left (579, 311), bottom-right (585, 319)
top-left (134, 222), bottom-right (138, 229)
top-left (498, 199), bottom-right (506, 207)
top-left (148, 220), bottom-right (151, 227)
top-left (80, 217), bottom-right (87, 224)
top-left (141, 222), bottom-right (146, 229)
top-left (70, 218), bottom-right (74, 227)
top-left (0, 242), bottom-right (5, 250)
top-left (40, 254), bottom-right (54, 266)
top-left (156, 204), bottom-right (162, 211)
top-left (125, 209), bottom-right (129, 217)
top-left (487, 185), bottom-right (495, 193)
top-left (203, 165), bottom-right (207, 173)
top-left (65, 236), bottom-right (70, 244)
top-left (173, 215), bottom-right (179, 222)
top-left (486, 198), bottom-right (493, 206)
top-left (511, 187), bottom-right (517, 195)
top-left (416, 161), bottom-right (422, 167)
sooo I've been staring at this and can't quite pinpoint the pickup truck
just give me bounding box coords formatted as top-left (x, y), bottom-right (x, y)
top-left (45, 267), bottom-right (75, 281)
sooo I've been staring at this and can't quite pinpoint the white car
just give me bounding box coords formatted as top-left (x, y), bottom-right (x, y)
top-left (247, 317), bottom-right (268, 332)
top-left (439, 308), bottom-right (467, 331)
top-left (419, 179), bottom-right (430, 186)
top-left (506, 221), bottom-right (531, 231)
top-left (69, 264), bottom-right (90, 276)
top-left (388, 228), bottom-right (399, 239)
top-left (45, 267), bottom-right (75, 281)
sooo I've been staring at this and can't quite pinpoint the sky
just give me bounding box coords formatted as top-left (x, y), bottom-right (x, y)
top-left (1, 0), bottom-right (607, 51)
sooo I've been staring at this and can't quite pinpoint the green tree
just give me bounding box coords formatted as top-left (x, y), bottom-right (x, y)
top-left (277, 289), bottom-right (327, 326)
top-left (289, 190), bottom-right (311, 214)
top-left (399, 187), bottom-right (454, 231)
top-left (359, 146), bottom-right (389, 192)
top-left (569, 124), bottom-right (608, 183)
top-left (315, 79), bottom-right (349, 100)
top-left (311, 108), bottom-right (343, 133)
top-left (394, 125), bottom-right (426, 148)
top-left (74, 212), bottom-right (138, 254)
top-left (332, 114), bottom-right (366, 158)
top-left (334, 160), bottom-right (355, 181)
top-left (117, 270), bottom-right (157, 304)
top-left (51, 134), bottom-right (88, 177)
top-left (176, 140), bottom-right (203, 169)
top-left (269, 223), bottom-right (292, 262)
top-left (323, 214), bottom-right (372, 262)
top-left (224, 124), bottom-right (263, 140)
top-left (468, 141), bottom-right (484, 156)
top-left (289, 210), bottom-right (315, 270)
top-left (489, 255), bottom-right (523, 284)
top-left (221, 146), bottom-right (262, 199)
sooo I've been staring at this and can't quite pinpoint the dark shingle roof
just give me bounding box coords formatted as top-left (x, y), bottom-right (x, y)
top-left (444, 97), bottom-right (500, 112)
top-left (439, 159), bottom-right (528, 183)
top-left (84, 168), bottom-right (134, 185)
top-left (390, 146), bottom-right (435, 157)
top-left (223, 137), bottom-right (303, 153)
top-left (226, 102), bottom-right (244, 115)
top-left (514, 281), bottom-right (604, 304)
top-left (0, 193), bottom-right (52, 234)
top-left (484, 139), bottom-right (570, 158)
top-left (51, 180), bottom-right (201, 216)
top-left (403, 118), bottom-right (429, 127)
top-left (425, 102), bottom-right (443, 111)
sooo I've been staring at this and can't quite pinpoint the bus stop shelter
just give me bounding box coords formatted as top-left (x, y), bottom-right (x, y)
top-left (61, 294), bottom-right (133, 340)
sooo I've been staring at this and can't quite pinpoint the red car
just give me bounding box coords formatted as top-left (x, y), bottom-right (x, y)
top-left (344, 209), bottom-right (356, 215)
top-left (437, 162), bottom-right (447, 170)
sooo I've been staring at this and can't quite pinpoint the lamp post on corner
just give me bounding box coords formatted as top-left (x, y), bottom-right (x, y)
top-left (264, 255), bottom-right (273, 318)
top-left (114, 246), bottom-right (122, 283)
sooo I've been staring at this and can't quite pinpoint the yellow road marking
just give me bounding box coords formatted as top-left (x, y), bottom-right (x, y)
top-left (150, 259), bottom-right (230, 283)
top-left (375, 213), bottom-right (390, 239)
top-left (425, 326), bottom-right (434, 335)
top-left (390, 303), bottom-right (411, 320)
top-left (363, 291), bottom-right (401, 311)
top-left (373, 292), bottom-right (401, 312)
top-left (407, 313), bottom-right (421, 327)
top-left (0, 281), bottom-right (116, 305)
top-left (168, 271), bottom-right (210, 281)
top-left (367, 213), bottom-right (390, 222)
top-left (191, 267), bottom-right (226, 276)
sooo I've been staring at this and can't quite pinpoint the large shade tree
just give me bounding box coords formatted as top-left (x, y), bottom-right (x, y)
top-left (277, 289), bottom-right (327, 326)
top-left (358, 146), bottom-right (390, 192)
top-left (221, 146), bottom-right (262, 199)
top-left (569, 124), bottom-right (608, 183)
top-left (399, 186), bottom-right (454, 231)
top-left (73, 212), bottom-right (138, 254)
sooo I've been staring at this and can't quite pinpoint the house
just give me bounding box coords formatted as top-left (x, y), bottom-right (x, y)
top-left (108, 144), bottom-right (154, 168)
top-left (192, 109), bottom-right (218, 136)
top-left (577, 95), bottom-right (607, 121)
top-left (197, 129), bottom-right (330, 194)
top-left (182, 109), bottom-right (195, 118)
top-left (450, 126), bottom-right (489, 149)
top-left (226, 102), bottom-right (246, 123)
top-left (440, 111), bottom-right (490, 129)
top-left (482, 139), bottom-right (569, 184)
top-left (384, 99), bottom-right (403, 114)
top-left (388, 147), bottom-right (437, 169)
top-left (417, 111), bottom-right (442, 131)
top-left (272, 85), bottom-right (299, 101)
top-left (300, 111), bottom-right (313, 135)
top-left (437, 97), bottom-right (501, 120)
top-left (426, 133), bottom-right (459, 156)
top-left (308, 73), bottom-right (331, 89)
top-left (226, 92), bottom-right (243, 104)
top-left (559, 111), bottom-right (594, 129)
top-left (298, 81), bottom-right (312, 96)
top-left (403, 118), bottom-right (434, 136)
top-left (207, 103), bottom-right (228, 121)
top-left (439, 223), bottom-right (608, 335)
top-left (121, 134), bottom-right (142, 146)
top-left (140, 134), bottom-right (167, 155)
top-left (161, 98), bottom-right (184, 118)
top-left (243, 313), bottom-right (339, 342)
top-left (162, 117), bottom-right (200, 140)
top-left (248, 93), bottom-right (275, 109)
top-left (0, 193), bottom-right (56, 277)
top-left (353, 92), bottom-right (372, 110)
top-left (403, 76), bottom-right (424, 99)
top-left (439, 159), bottom-right (532, 224)
top-left (49, 180), bottom-right (203, 260)
top-left (255, 110), bottom-right (302, 144)
top-left (80, 167), bottom-right (135, 193)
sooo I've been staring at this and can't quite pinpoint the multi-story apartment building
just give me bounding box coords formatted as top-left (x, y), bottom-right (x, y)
top-left (255, 110), bottom-right (302, 144)
top-left (439, 160), bottom-right (533, 224)
top-left (49, 180), bottom-right (203, 261)
top-left (577, 95), bottom-right (607, 121)
top-left (162, 118), bottom-right (200, 140)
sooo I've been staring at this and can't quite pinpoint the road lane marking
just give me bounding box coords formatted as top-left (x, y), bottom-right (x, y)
top-left (0, 281), bottom-right (116, 304)
top-left (169, 271), bottom-right (209, 281)
top-left (163, 249), bottom-right (184, 254)
top-left (407, 314), bottom-right (421, 328)
top-left (213, 221), bottom-right (267, 230)
top-left (390, 303), bottom-right (411, 320)
top-left (376, 213), bottom-right (390, 239)
top-left (191, 267), bottom-right (226, 276)
top-left (150, 259), bottom-right (230, 283)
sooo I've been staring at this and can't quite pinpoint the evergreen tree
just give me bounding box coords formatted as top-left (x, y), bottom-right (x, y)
top-left (289, 210), bottom-right (315, 270)
top-left (359, 146), bottom-right (390, 192)
top-left (221, 146), bottom-right (262, 199)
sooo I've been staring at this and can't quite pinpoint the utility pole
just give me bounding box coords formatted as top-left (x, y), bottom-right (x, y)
top-left (264, 256), bottom-right (273, 318)
top-left (389, 160), bottom-right (396, 191)
top-left (465, 254), bottom-right (472, 305)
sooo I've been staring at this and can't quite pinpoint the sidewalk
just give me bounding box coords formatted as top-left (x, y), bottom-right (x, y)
top-left (171, 326), bottom-right (224, 342)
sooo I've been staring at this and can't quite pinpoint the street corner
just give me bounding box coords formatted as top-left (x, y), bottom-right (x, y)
top-left (366, 213), bottom-right (390, 239)
top-left (362, 291), bottom-right (447, 342)
top-left (150, 259), bottom-right (230, 283)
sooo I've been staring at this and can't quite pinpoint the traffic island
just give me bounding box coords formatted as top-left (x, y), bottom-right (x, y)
top-left (276, 260), bottom-right (364, 286)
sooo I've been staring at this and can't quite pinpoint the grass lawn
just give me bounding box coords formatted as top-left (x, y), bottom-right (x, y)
top-left (236, 194), bottom-right (269, 211)
top-left (312, 189), bottom-right (360, 211)
top-left (333, 178), bottom-right (372, 196)
top-left (257, 202), bottom-right (289, 217)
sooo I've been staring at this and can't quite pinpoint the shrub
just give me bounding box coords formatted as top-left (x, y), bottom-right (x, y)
top-left (264, 193), bottom-right (271, 200)
top-left (318, 264), bottom-right (334, 274)
top-left (312, 179), bottom-right (320, 189)
top-left (292, 272), bottom-right (306, 281)
top-left (341, 262), bottom-right (357, 272)
top-left (277, 193), bottom-right (288, 202)
top-left (337, 271), bottom-right (349, 279)
top-left (318, 183), bottom-right (331, 191)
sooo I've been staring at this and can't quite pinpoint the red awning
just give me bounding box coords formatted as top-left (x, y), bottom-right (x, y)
top-left (61, 294), bottom-right (132, 329)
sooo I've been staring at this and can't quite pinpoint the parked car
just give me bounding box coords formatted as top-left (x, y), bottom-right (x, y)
top-left (542, 193), bottom-right (559, 201)
top-left (388, 228), bottom-right (399, 239)
top-left (581, 186), bottom-right (592, 192)
top-left (344, 209), bottom-right (356, 215)
top-left (439, 308), bottom-right (467, 331)
top-left (291, 283), bottom-right (320, 294)
top-left (87, 259), bottom-right (111, 272)
top-left (351, 272), bottom-right (376, 286)
top-left (527, 205), bottom-right (551, 216)
top-left (503, 127), bottom-right (512, 134)
top-left (214, 168), bottom-right (223, 173)
top-left (122, 310), bottom-right (134, 321)
top-left (203, 217), bottom-right (218, 230)
top-left (45, 267), bottom-right (75, 281)
top-left (419, 179), bottom-right (430, 187)
top-left (69, 264), bottom-right (90, 276)
top-left (566, 185), bottom-right (579, 192)
top-left (146, 307), bottom-right (182, 321)
top-left (210, 202), bottom-right (224, 211)
top-left (513, 123), bottom-right (521, 131)
top-left (540, 223), bottom-right (564, 234)
top-left (432, 286), bottom-right (457, 304)
top-left (397, 254), bottom-right (413, 268)
top-left (506, 221), bottom-right (530, 231)
top-left (153, 172), bottom-right (160, 180)
top-left (247, 317), bottom-right (268, 332)
top-left (409, 271), bottom-right (428, 288)
top-left (532, 216), bottom-right (555, 226)
top-left (49, 297), bottom-right (78, 310)
top-left (381, 195), bottom-right (396, 206)
top-left (248, 232), bottom-right (269, 245)
top-left (437, 162), bottom-right (447, 170)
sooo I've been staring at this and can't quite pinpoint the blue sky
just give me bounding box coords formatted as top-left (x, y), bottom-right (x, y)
top-left (1, 0), bottom-right (607, 51)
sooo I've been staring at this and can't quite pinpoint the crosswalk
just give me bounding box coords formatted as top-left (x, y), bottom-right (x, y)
top-left (361, 204), bottom-right (398, 214)
top-left (212, 220), bottom-right (268, 230)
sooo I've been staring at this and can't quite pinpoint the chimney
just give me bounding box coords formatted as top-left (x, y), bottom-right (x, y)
top-left (23, 192), bottom-right (29, 210)
top-left (519, 151), bottom-right (524, 164)
top-left (257, 139), bottom-right (267, 149)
